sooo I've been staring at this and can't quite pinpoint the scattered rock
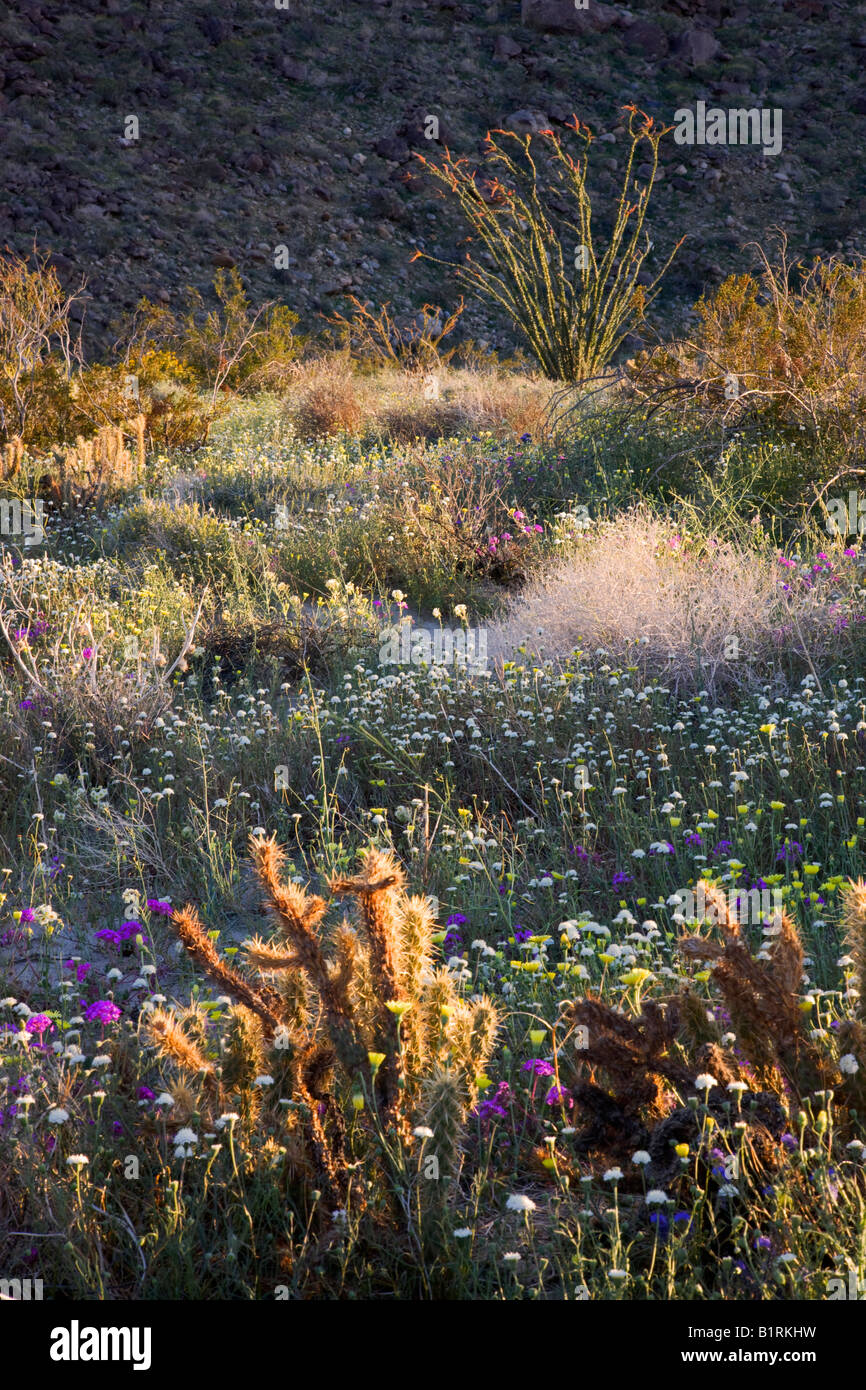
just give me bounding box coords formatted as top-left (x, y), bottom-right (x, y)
top-left (196, 157), bottom-right (226, 183)
top-left (672, 27), bottom-right (721, 66)
top-left (210, 251), bottom-right (236, 268)
top-left (280, 58), bottom-right (308, 81)
top-left (494, 34), bottom-right (523, 57)
top-left (368, 186), bottom-right (411, 224)
top-left (323, 273), bottom-right (354, 295)
top-left (624, 19), bottom-right (669, 60)
top-left (520, 0), bottom-right (620, 34)
top-left (45, 252), bottom-right (76, 278)
top-left (397, 110), bottom-right (455, 148)
top-left (546, 103), bottom-right (575, 125)
top-left (503, 108), bottom-right (550, 135)
top-left (199, 15), bottom-right (230, 44)
top-left (374, 135), bottom-right (411, 162)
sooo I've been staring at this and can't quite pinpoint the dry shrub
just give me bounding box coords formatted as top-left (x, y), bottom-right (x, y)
top-left (493, 507), bottom-right (847, 694)
top-left (455, 369), bottom-right (551, 439)
top-left (323, 297), bottom-right (464, 369)
top-left (0, 245), bottom-right (84, 446)
top-left (376, 388), bottom-right (465, 442)
top-left (285, 357), bottom-right (366, 437)
top-left (628, 233), bottom-right (866, 474)
top-left (284, 357), bottom-right (554, 442)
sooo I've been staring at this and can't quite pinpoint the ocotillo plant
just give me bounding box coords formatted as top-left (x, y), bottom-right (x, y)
top-left (146, 835), bottom-right (500, 1206)
top-left (413, 104), bottom-right (682, 382)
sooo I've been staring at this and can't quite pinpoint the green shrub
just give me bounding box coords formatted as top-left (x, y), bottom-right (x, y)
top-left (628, 234), bottom-right (866, 498)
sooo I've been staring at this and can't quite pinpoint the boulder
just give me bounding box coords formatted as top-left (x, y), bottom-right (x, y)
top-left (624, 19), bottom-right (669, 60)
top-left (672, 27), bottom-right (721, 65)
top-left (503, 108), bottom-right (551, 135)
top-left (520, 0), bottom-right (620, 34)
top-left (374, 135), bottom-right (411, 162)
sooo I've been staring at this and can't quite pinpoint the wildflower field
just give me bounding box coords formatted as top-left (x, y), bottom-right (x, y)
top-left (4, 35), bottom-right (866, 1330)
top-left (2, 376), bottom-right (866, 1315)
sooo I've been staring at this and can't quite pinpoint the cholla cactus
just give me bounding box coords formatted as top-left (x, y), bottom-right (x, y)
top-left (419, 1064), bottom-right (466, 1205)
top-left (222, 1004), bottom-right (266, 1126)
top-left (841, 879), bottom-right (866, 1022)
top-left (149, 835), bottom-right (501, 1207)
top-left (836, 880), bottom-right (866, 1109)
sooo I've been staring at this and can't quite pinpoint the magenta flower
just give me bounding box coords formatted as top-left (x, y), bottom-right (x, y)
top-left (522, 1058), bottom-right (555, 1077)
top-left (545, 1085), bottom-right (572, 1109)
top-left (82, 647), bottom-right (94, 660)
top-left (25, 1013), bottom-right (54, 1037)
top-left (96, 921), bottom-right (148, 948)
top-left (146, 899), bottom-right (173, 916)
top-left (84, 1000), bottom-right (121, 1025)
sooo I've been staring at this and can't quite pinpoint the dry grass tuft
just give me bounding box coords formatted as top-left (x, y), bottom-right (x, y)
top-left (493, 507), bottom-right (847, 694)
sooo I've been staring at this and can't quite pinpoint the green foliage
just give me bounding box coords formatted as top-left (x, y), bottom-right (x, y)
top-left (629, 234), bottom-right (866, 498)
top-left (176, 269), bottom-right (301, 398)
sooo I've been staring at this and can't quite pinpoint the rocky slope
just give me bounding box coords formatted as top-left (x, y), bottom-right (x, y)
top-left (1, 0), bottom-right (863, 357)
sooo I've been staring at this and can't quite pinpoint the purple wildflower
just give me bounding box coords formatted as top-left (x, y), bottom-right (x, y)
top-left (522, 1059), bottom-right (555, 1077)
top-left (472, 1081), bottom-right (512, 1124)
top-left (25, 1014), bottom-right (54, 1037)
top-left (96, 921), bottom-right (147, 948)
top-left (545, 1085), bottom-right (572, 1109)
top-left (146, 899), bottom-right (173, 916)
top-left (84, 1000), bottom-right (121, 1025)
